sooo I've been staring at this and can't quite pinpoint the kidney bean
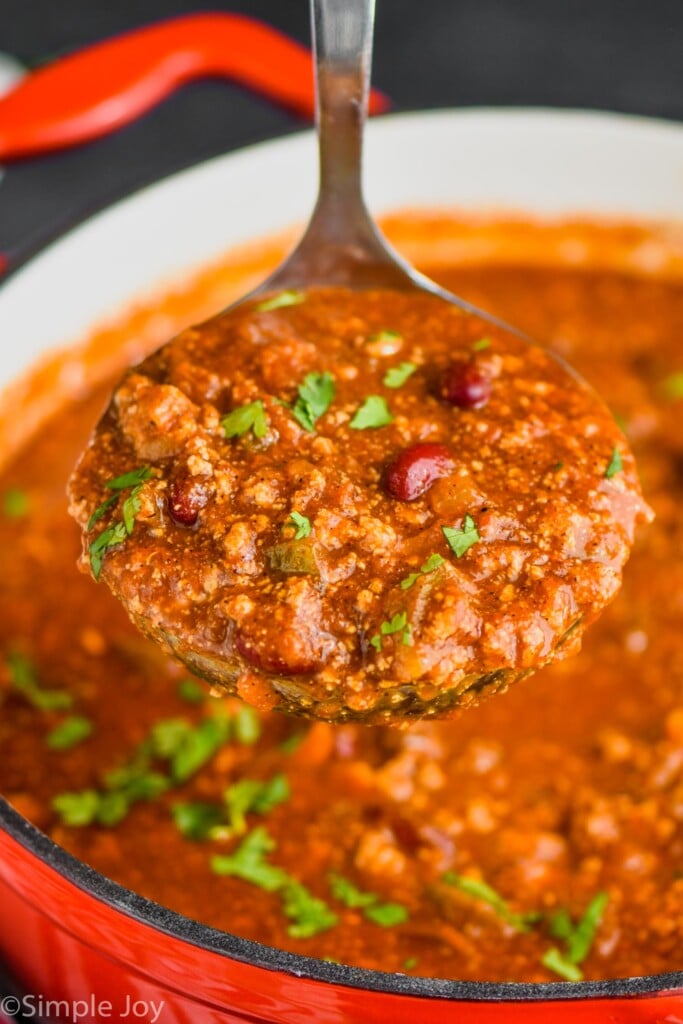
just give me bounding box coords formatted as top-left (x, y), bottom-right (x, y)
top-left (441, 360), bottom-right (492, 409)
top-left (384, 442), bottom-right (455, 502)
top-left (168, 475), bottom-right (209, 526)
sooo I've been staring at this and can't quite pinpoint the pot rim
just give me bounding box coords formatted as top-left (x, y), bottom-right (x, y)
top-left (2, 106), bottom-right (682, 1004)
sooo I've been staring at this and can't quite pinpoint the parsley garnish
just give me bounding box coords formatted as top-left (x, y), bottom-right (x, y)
top-left (604, 447), bottom-right (623, 479)
top-left (172, 801), bottom-right (224, 841)
top-left (7, 653), bottom-right (73, 711)
top-left (212, 827), bottom-right (338, 937)
top-left (177, 678), bottom-right (206, 704)
top-left (87, 466), bottom-right (152, 579)
top-left (350, 395), bottom-right (394, 430)
top-left (292, 372), bottom-right (335, 432)
top-left (541, 948), bottom-right (583, 982)
top-left (280, 731), bottom-right (305, 754)
top-left (400, 552), bottom-right (445, 590)
top-left (329, 873), bottom-right (408, 927)
top-left (151, 714), bottom-right (231, 783)
top-left (288, 511), bottom-right (311, 539)
top-left (443, 871), bottom-right (538, 933)
top-left (2, 488), bottom-right (28, 518)
top-left (221, 400), bottom-right (268, 440)
top-left (368, 329), bottom-right (401, 346)
top-left (255, 290), bottom-right (305, 313)
top-left (46, 715), bottom-right (93, 751)
top-left (472, 337), bottom-right (491, 352)
top-left (383, 362), bottom-right (417, 389)
top-left (224, 774), bottom-right (290, 835)
top-left (233, 704), bottom-right (262, 745)
top-left (404, 957), bottom-right (418, 970)
top-left (370, 611), bottom-right (412, 651)
top-left (442, 513), bottom-right (480, 558)
top-left (542, 892), bottom-right (609, 980)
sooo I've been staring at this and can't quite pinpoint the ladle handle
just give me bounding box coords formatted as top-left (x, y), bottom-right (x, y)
top-left (312, 0), bottom-right (375, 210)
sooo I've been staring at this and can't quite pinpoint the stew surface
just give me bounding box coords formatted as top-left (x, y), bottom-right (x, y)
top-left (1, 216), bottom-right (682, 983)
top-left (68, 286), bottom-right (647, 722)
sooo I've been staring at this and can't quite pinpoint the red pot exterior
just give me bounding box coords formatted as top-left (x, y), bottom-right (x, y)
top-left (1, 825), bottom-right (682, 1024)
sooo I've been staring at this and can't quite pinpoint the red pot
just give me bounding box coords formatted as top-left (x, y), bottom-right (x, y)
top-left (1, 801), bottom-right (681, 1023)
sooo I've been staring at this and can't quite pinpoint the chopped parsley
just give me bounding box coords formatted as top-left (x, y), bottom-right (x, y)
top-left (604, 447), bottom-right (623, 479)
top-left (53, 710), bottom-right (231, 828)
top-left (400, 552), bottom-right (445, 590)
top-left (350, 395), bottom-right (393, 430)
top-left (177, 678), bottom-right (206, 704)
top-left (224, 774), bottom-right (290, 835)
top-left (443, 871), bottom-right (538, 933)
top-left (442, 513), bottom-right (480, 558)
top-left (541, 948), bottom-right (583, 982)
top-left (255, 290), bottom-right (305, 313)
top-left (403, 957), bottom-right (418, 970)
top-left (221, 400), bottom-right (268, 440)
top-left (370, 611), bottom-right (412, 651)
top-left (329, 873), bottom-right (409, 927)
top-left (7, 653), bottom-right (73, 711)
top-left (2, 488), bottom-right (28, 518)
top-left (288, 511), bottom-right (312, 539)
top-left (368, 329), bottom-right (401, 346)
top-left (383, 362), bottom-right (417, 389)
top-left (472, 337), bottom-right (491, 352)
top-left (292, 371), bottom-right (335, 432)
top-left (280, 731), bottom-right (305, 755)
top-left (662, 371), bottom-right (683, 400)
top-left (172, 801), bottom-right (224, 841)
top-left (212, 827), bottom-right (338, 937)
top-left (543, 892), bottom-right (609, 980)
top-left (46, 715), bottom-right (93, 751)
top-left (283, 881), bottom-right (339, 938)
top-left (87, 466), bottom-right (152, 579)
top-left (233, 703), bottom-right (262, 745)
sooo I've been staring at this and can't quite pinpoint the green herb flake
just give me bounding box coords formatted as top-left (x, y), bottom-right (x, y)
top-left (282, 881), bottom-right (338, 938)
top-left (89, 521), bottom-right (128, 580)
top-left (280, 731), bottom-right (305, 755)
top-left (224, 774), bottom-right (290, 835)
top-left (349, 395), bottom-right (394, 430)
top-left (442, 513), bottom-right (480, 558)
top-left (177, 679), bottom-right (206, 704)
top-left (106, 466), bottom-right (153, 491)
top-left (46, 715), bottom-right (93, 751)
top-left (442, 871), bottom-right (536, 933)
top-left (549, 892), bottom-right (609, 966)
top-left (383, 362), bottom-right (417, 389)
top-left (604, 447), bottom-right (623, 479)
top-left (169, 715), bottom-right (231, 783)
top-left (541, 947), bottom-right (584, 982)
top-left (364, 902), bottom-right (409, 927)
top-left (288, 511), bottom-right (311, 539)
top-left (210, 826), bottom-right (289, 891)
top-left (662, 371), bottom-right (683, 400)
top-left (400, 552), bottom-right (445, 589)
top-left (370, 611), bottom-right (412, 652)
top-left (403, 957), bottom-right (418, 970)
top-left (472, 337), bottom-right (491, 352)
top-left (172, 801), bottom-right (224, 840)
top-left (87, 493), bottom-right (118, 531)
top-left (52, 790), bottom-right (100, 827)
top-left (292, 372), bottom-right (335, 432)
top-left (368, 329), bottom-right (401, 345)
top-left (329, 873), bottom-right (377, 909)
top-left (2, 488), bottom-right (29, 519)
top-left (234, 704), bottom-right (262, 745)
top-left (222, 400), bottom-right (269, 441)
top-left (255, 290), bottom-right (305, 313)
top-left (7, 653), bottom-right (73, 712)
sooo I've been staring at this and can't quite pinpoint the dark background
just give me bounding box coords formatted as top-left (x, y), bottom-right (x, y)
top-left (1, 0), bottom-right (682, 259)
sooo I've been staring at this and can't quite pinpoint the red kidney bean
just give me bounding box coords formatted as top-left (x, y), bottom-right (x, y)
top-left (384, 442), bottom-right (455, 502)
top-left (168, 475), bottom-right (209, 526)
top-left (441, 360), bottom-right (492, 409)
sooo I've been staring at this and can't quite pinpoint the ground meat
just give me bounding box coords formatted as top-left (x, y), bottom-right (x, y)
top-left (68, 287), bottom-right (651, 721)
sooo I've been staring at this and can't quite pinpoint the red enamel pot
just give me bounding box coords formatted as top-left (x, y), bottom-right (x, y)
top-left (1, 110), bottom-right (682, 1021)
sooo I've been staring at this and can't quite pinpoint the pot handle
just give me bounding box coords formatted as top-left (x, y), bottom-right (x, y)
top-left (0, 13), bottom-right (389, 162)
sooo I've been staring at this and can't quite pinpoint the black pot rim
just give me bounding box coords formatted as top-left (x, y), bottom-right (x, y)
top-left (2, 798), bottom-right (682, 1003)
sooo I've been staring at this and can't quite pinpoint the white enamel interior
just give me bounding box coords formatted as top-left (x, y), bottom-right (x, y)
top-left (0, 108), bottom-right (682, 390)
